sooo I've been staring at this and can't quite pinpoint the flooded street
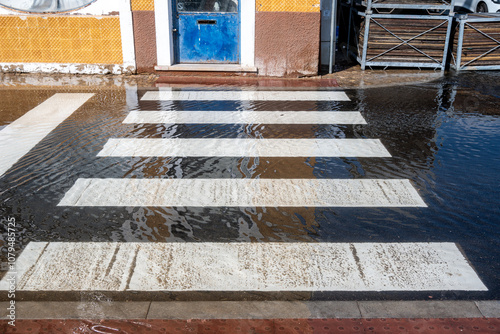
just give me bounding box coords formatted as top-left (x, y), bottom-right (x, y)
top-left (0, 72), bottom-right (499, 301)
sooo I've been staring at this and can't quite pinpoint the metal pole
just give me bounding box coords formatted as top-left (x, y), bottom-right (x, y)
top-left (441, 15), bottom-right (453, 72)
top-left (361, 12), bottom-right (371, 71)
top-left (329, 0), bottom-right (338, 73)
top-left (455, 17), bottom-right (465, 71)
top-left (347, 2), bottom-right (353, 59)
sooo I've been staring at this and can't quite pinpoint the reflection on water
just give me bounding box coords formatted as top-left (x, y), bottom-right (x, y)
top-left (118, 206), bottom-right (319, 243)
top-left (0, 75), bottom-right (499, 296)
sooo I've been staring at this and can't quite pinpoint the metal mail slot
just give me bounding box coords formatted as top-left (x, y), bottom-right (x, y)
top-left (197, 20), bottom-right (217, 25)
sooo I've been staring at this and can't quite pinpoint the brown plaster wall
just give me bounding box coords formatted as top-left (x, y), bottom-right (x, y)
top-left (132, 11), bottom-right (157, 73)
top-left (255, 12), bottom-right (320, 77)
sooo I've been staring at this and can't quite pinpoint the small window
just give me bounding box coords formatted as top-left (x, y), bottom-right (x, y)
top-left (0, 0), bottom-right (97, 13)
top-left (176, 0), bottom-right (238, 13)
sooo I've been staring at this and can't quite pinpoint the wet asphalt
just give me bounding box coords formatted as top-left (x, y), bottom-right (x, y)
top-left (0, 71), bottom-right (499, 301)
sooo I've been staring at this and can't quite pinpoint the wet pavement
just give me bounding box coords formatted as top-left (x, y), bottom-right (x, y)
top-left (0, 71), bottom-right (499, 327)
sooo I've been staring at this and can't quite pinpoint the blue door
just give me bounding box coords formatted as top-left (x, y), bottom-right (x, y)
top-left (173, 0), bottom-right (240, 64)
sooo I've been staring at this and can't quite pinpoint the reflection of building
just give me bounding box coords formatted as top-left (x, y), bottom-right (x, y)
top-left (0, 0), bottom-right (323, 77)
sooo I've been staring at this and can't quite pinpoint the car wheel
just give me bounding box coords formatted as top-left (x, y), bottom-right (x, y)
top-left (477, 2), bottom-right (488, 12)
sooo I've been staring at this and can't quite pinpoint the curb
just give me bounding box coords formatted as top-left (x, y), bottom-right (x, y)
top-left (1, 300), bottom-right (499, 320)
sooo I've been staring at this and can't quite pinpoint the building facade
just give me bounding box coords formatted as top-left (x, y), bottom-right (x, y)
top-left (0, 0), bottom-right (322, 77)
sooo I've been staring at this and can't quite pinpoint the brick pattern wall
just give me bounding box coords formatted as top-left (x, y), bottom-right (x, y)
top-left (256, 0), bottom-right (320, 12)
top-left (131, 0), bottom-right (155, 11)
top-left (0, 15), bottom-right (123, 64)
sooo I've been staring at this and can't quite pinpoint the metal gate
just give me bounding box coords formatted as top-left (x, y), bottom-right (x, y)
top-left (452, 14), bottom-right (500, 71)
top-left (346, 0), bottom-right (455, 71)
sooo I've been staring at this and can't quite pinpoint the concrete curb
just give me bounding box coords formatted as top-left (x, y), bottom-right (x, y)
top-left (1, 300), bottom-right (499, 320)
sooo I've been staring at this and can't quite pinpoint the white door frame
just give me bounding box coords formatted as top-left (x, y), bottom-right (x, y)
top-left (154, 0), bottom-right (255, 68)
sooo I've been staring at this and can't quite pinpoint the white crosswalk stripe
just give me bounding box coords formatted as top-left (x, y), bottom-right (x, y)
top-left (0, 93), bottom-right (94, 177)
top-left (97, 138), bottom-right (392, 157)
top-left (0, 242), bottom-right (487, 292)
top-left (123, 110), bottom-right (367, 124)
top-left (57, 178), bottom-right (427, 207)
top-left (141, 90), bottom-right (351, 101)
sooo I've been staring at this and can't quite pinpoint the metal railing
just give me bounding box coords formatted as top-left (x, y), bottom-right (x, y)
top-left (345, 0), bottom-right (455, 70)
top-left (356, 0), bottom-right (455, 11)
top-left (452, 14), bottom-right (500, 71)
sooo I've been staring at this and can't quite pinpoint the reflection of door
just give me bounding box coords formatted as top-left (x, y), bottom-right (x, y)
top-left (173, 0), bottom-right (240, 64)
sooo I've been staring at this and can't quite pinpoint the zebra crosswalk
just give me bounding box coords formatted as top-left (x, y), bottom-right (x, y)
top-left (0, 90), bottom-right (488, 295)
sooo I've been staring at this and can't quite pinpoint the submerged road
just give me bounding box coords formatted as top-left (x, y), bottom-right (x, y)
top-left (0, 82), bottom-right (499, 302)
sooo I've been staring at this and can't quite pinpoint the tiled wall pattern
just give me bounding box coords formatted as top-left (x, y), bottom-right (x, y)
top-left (0, 16), bottom-right (123, 64)
top-left (131, 0), bottom-right (155, 11)
top-left (256, 0), bottom-right (320, 12)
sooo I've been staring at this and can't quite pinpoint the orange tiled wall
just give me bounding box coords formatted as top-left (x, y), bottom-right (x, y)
top-left (0, 16), bottom-right (123, 64)
top-left (131, 0), bottom-right (155, 11)
top-left (256, 0), bottom-right (320, 12)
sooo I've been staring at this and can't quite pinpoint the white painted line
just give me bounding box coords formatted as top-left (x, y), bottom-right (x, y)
top-left (58, 178), bottom-right (426, 207)
top-left (97, 138), bottom-right (391, 158)
top-left (123, 111), bottom-right (367, 125)
top-left (0, 93), bottom-right (94, 177)
top-left (0, 242), bottom-right (486, 292)
top-left (0, 242), bottom-right (135, 291)
top-left (141, 90), bottom-right (350, 101)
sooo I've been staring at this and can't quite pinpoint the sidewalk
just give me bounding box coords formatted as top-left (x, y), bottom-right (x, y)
top-left (0, 64), bottom-right (444, 90)
top-left (155, 65), bottom-right (444, 89)
top-left (1, 301), bottom-right (500, 333)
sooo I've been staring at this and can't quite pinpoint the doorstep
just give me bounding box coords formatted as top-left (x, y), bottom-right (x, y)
top-left (155, 75), bottom-right (339, 87)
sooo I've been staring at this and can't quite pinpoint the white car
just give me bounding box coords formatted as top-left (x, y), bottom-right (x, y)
top-left (454, 0), bottom-right (500, 13)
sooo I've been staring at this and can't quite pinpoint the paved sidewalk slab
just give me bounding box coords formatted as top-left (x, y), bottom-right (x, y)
top-left (16, 301), bottom-right (150, 320)
top-left (1, 301), bottom-right (150, 320)
top-left (306, 301), bottom-right (362, 319)
top-left (148, 301), bottom-right (311, 319)
top-left (358, 300), bottom-right (483, 318)
top-left (476, 301), bottom-right (500, 318)
top-left (2, 301), bottom-right (497, 320)
top-left (147, 301), bottom-right (362, 320)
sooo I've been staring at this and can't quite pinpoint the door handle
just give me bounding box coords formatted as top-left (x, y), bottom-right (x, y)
top-left (172, 28), bottom-right (178, 32)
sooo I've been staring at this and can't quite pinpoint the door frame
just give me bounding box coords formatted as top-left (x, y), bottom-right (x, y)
top-left (154, 0), bottom-right (255, 68)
